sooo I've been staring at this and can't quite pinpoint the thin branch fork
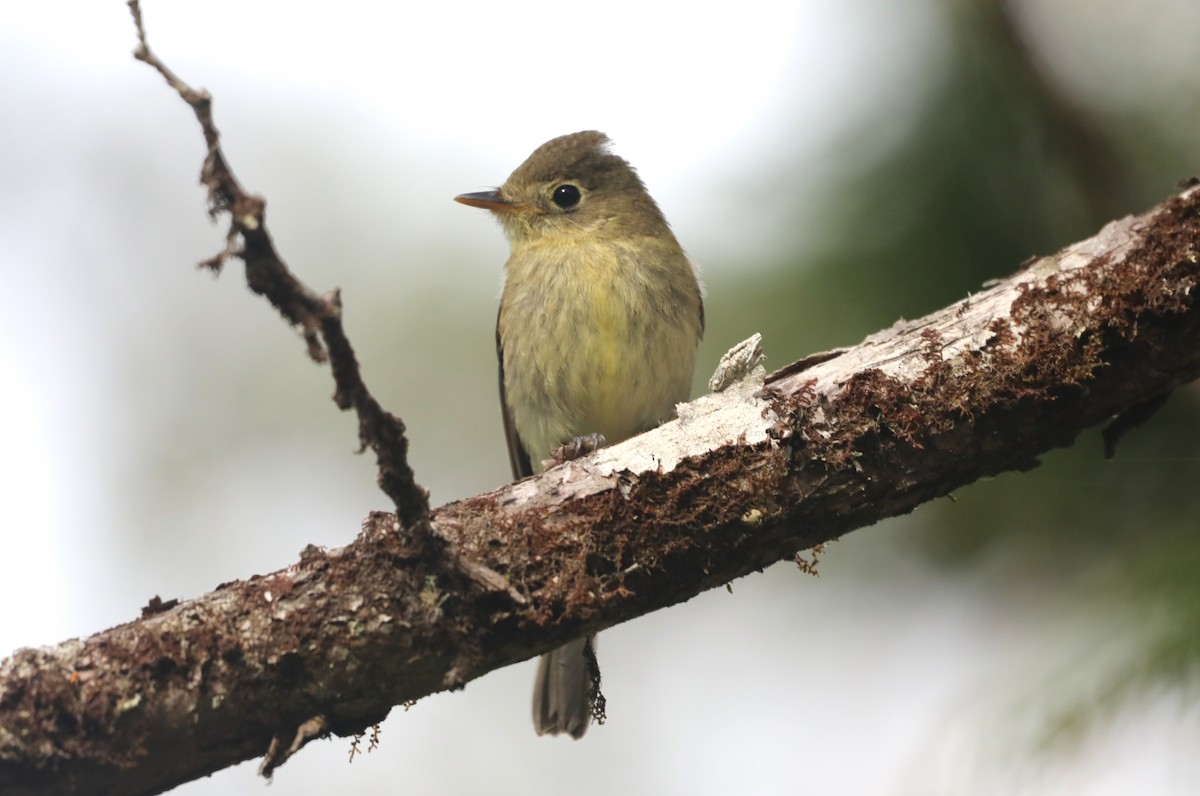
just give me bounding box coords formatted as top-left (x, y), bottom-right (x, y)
top-left (1, 181), bottom-right (1197, 795)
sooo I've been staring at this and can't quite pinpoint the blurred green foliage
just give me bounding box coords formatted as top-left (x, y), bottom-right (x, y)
top-left (701, 0), bottom-right (1200, 746)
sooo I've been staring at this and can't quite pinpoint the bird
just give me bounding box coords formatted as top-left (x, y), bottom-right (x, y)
top-left (455, 130), bottom-right (704, 738)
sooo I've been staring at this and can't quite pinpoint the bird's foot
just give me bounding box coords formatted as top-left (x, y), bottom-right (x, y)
top-left (544, 433), bottom-right (607, 468)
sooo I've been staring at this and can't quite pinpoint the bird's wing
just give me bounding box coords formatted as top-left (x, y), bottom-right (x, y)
top-left (497, 309), bottom-right (534, 480)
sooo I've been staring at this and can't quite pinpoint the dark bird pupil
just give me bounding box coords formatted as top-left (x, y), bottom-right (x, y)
top-left (552, 184), bottom-right (581, 209)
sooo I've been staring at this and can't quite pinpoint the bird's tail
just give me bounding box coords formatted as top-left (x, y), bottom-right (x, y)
top-left (532, 636), bottom-right (593, 739)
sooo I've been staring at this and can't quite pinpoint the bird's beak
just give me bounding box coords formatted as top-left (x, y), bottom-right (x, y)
top-left (454, 190), bottom-right (519, 212)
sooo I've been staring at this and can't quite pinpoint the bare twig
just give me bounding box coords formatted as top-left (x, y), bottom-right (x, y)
top-left (126, 0), bottom-right (430, 533)
top-left (258, 716), bottom-right (328, 779)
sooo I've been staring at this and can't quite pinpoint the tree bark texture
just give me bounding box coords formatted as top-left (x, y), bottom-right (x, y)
top-left (1, 186), bottom-right (1198, 795)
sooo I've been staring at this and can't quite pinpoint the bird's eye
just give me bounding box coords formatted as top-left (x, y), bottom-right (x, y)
top-left (551, 184), bottom-right (581, 209)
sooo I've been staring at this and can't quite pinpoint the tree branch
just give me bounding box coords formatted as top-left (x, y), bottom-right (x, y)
top-left (127, 0), bottom-right (430, 534)
top-left (2, 178), bottom-right (1198, 794)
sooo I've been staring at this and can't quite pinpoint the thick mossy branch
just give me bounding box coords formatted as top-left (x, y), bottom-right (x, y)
top-left (2, 185), bottom-right (1196, 796)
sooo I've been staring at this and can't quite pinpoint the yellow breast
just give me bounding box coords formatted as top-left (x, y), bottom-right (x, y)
top-left (498, 235), bottom-right (702, 467)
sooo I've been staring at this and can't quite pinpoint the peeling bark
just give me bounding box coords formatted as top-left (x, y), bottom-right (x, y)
top-left (1, 184), bottom-right (1198, 796)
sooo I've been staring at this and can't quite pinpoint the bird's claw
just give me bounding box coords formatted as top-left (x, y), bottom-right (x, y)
top-left (544, 433), bottom-right (608, 468)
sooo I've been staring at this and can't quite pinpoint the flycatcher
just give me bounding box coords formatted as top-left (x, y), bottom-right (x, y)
top-left (455, 130), bottom-right (704, 738)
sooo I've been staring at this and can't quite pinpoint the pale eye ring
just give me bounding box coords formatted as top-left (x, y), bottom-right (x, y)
top-left (551, 184), bottom-right (581, 209)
